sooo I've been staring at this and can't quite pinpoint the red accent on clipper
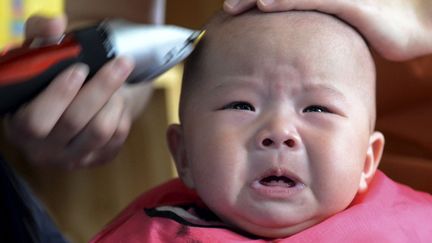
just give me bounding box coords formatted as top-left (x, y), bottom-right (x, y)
top-left (0, 36), bottom-right (81, 86)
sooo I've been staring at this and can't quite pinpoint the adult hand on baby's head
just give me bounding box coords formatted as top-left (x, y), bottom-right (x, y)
top-left (223, 0), bottom-right (432, 61)
top-left (2, 15), bottom-right (146, 169)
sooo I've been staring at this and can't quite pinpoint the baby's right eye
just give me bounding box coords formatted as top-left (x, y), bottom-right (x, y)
top-left (303, 105), bottom-right (331, 113)
top-left (222, 101), bottom-right (255, 112)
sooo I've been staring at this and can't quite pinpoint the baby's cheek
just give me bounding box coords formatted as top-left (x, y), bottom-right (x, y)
top-left (307, 152), bottom-right (363, 213)
top-left (313, 170), bottom-right (362, 214)
top-left (191, 133), bottom-right (247, 202)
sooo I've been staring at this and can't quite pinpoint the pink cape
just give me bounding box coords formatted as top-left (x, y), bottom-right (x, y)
top-left (91, 170), bottom-right (432, 242)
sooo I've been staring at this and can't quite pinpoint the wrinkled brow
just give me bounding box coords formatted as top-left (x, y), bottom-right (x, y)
top-left (302, 83), bottom-right (347, 100)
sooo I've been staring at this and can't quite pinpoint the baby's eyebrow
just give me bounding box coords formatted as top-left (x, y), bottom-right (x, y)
top-left (212, 78), bottom-right (262, 92)
top-left (302, 83), bottom-right (347, 100)
top-left (211, 79), bottom-right (348, 103)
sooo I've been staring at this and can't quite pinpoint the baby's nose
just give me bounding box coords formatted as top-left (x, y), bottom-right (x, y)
top-left (261, 137), bottom-right (296, 148)
top-left (255, 119), bottom-right (300, 150)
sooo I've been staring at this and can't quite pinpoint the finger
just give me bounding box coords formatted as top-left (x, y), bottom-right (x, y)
top-left (224, 0), bottom-right (257, 15)
top-left (256, 0), bottom-right (299, 11)
top-left (66, 92), bottom-right (125, 157)
top-left (49, 57), bottom-right (134, 145)
top-left (256, 0), bottom-right (361, 35)
top-left (257, 0), bottom-right (349, 15)
top-left (78, 111), bottom-right (131, 168)
top-left (6, 64), bottom-right (88, 140)
top-left (25, 15), bottom-right (67, 39)
top-left (257, 0), bottom-right (296, 12)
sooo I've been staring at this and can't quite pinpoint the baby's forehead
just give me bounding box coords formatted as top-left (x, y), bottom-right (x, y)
top-left (204, 11), bottom-right (373, 86)
top-left (208, 11), bottom-right (369, 61)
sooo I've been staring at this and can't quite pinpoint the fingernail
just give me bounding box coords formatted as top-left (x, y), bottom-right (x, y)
top-left (224, 0), bottom-right (240, 9)
top-left (260, 0), bottom-right (274, 6)
top-left (71, 63), bottom-right (89, 81)
top-left (80, 153), bottom-right (95, 167)
top-left (112, 57), bottom-right (134, 78)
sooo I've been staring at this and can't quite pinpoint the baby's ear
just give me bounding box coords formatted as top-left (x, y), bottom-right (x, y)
top-left (358, 131), bottom-right (385, 193)
top-left (166, 124), bottom-right (194, 189)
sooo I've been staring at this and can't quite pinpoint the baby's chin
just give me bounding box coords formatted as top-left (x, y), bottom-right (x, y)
top-left (220, 213), bottom-right (325, 238)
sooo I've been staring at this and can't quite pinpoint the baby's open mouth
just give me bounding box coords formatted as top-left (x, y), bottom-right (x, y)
top-left (251, 169), bottom-right (304, 198)
top-left (259, 175), bottom-right (296, 188)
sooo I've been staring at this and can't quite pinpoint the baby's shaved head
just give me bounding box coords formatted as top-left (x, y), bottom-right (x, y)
top-left (182, 9), bottom-right (376, 130)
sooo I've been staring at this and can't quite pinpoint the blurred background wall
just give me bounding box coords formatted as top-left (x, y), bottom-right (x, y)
top-left (1, 0), bottom-right (431, 242)
top-left (0, 0), bottom-right (64, 47)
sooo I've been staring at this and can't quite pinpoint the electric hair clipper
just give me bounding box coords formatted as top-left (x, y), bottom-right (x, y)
top-left (0, 19), bottom-right (205, 115)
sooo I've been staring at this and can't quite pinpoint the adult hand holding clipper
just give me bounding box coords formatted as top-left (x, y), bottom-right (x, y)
top-left (0, 18), bottom-right (202, 115)
top-left (1, 15), bottom-right (202, 168)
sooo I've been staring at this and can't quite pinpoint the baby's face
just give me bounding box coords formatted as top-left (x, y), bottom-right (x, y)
top-left (169, 11), bottom-right (384, 238)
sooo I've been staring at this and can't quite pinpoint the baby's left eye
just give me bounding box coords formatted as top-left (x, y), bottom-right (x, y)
top-left (222, 101), bottom-right (255, 112)
top-left (303, 105), bottom-right (330, 113)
